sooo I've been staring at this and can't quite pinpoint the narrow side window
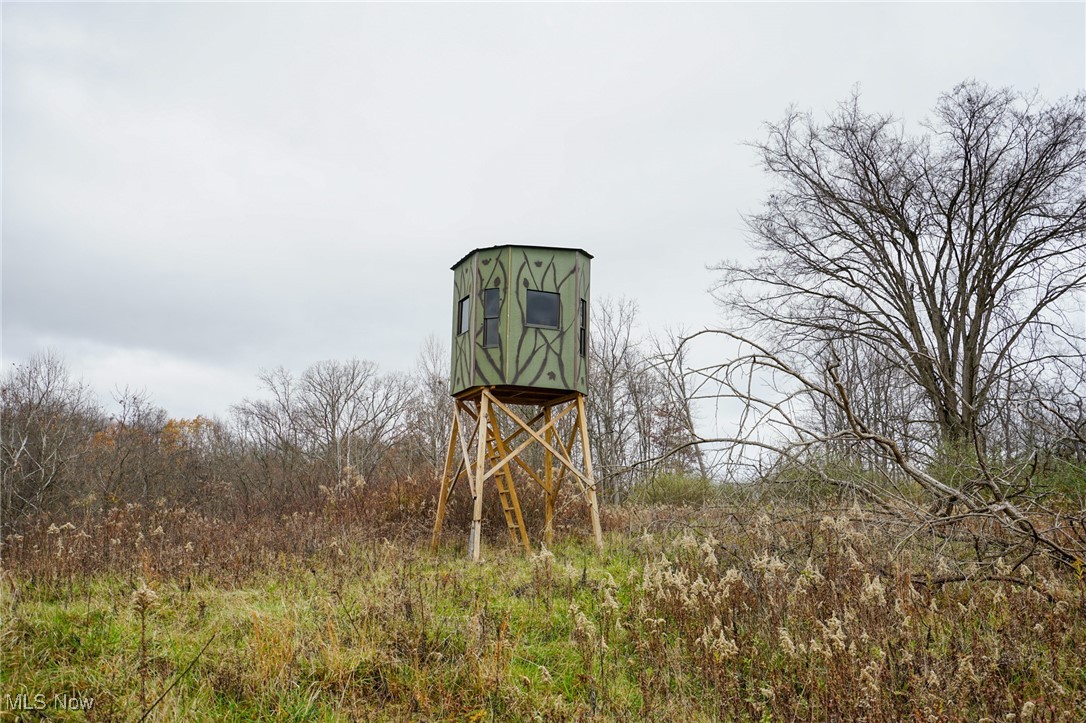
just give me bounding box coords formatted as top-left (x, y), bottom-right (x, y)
top-left (482, 288), bottom-right (501, 348)
top-left (457, 296), bottom-right (470, 335)
top-left (579, 298), bottom-right (587, 357)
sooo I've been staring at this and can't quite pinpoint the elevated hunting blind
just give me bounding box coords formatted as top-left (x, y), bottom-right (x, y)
top-left (432, 245), bottom-right (603, 561)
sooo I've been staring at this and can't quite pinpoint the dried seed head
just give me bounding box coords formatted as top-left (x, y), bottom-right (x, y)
top-left (860, 574), bottom-right (886, 605)
top-left (779, 627), bottom-right (797, 658)
top-left (700, 540), bottom-right (718, 567)
top-left (602, 586), bottom-right (620, 614)
top-left (675, 530), bottom-right (698, 552)
top-left (711, 631), bottom-right (739, 659)
top-left (860, 662), bottom-right (880, 697)
top-left (752, 553), bottom-right (787, 579)
top-left (132, 584), bottom-right (159, 613)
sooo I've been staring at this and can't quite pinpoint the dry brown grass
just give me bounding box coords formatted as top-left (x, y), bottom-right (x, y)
top-left (2, 492), bottom-right (1084, 720)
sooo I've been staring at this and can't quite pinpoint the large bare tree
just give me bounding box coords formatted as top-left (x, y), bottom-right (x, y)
top-left (671, 82), bottom-right (1086, 567)
top-left (714, 81), bottom-right (1086, 460)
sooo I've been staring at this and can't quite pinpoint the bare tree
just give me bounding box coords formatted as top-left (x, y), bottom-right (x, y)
top-left (336, 368), bottom-right (413, 486)
top-left (298, 359), bottom-right (379, 489)
top-left (714, 81), bottom-right (1086, 463)
top-left (1031, 352), bottom-right (1086, 466)
top-left (1, 351), bottom-right (99, 526)
top-left (651, 332), bottom-right (712, 479)
top-left (86, 387), bottom-right (170, 505)
top-left (233, 359), bottom-right (412, 500)
top-left (648, 82), bottom-right (1086, 567)
top-left (586, 297), bottom-right (645, 501)
top-left (584, 298), bottom-right (716, 500)
top-left (404, 335), bottom-right (454, 483)
top-left (231, 367), bottom-right (311, 503)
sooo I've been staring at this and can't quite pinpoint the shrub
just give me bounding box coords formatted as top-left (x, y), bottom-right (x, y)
top-left (628, 472), bottom-right (717, 506)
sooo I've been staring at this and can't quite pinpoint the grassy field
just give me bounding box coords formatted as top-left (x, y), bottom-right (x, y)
top-left (2, 502), bottom-right (1085, 721)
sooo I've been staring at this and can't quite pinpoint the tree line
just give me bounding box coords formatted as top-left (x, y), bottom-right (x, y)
top-left (1, 306), bottom-right (702, 531)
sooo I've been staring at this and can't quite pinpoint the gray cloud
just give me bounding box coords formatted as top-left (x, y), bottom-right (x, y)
top-left (4, 2), bottom-right (1083, 418)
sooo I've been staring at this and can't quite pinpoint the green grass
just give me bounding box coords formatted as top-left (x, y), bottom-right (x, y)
top-left (3, 539), bottom-right (642, 720)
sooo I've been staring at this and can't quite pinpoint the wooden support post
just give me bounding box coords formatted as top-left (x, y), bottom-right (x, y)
top-left (544, 404), bottom-right (555, 547)
top-left (577, 395), bottom-right (604, 551)
top-left (431, 411), bottom-right (460, 552)
top-left (469, 393), bottom-right (490, 562)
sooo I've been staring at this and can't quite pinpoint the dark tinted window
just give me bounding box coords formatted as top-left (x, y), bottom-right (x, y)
top-left (457, 296), bottom-right (470, 335)
top-left (482, 288), bottom-right (501, 348)
top-left (526, 290), bottom-right (560, 328)
top-left (483, 318), bottom-right (500, 348)
top-left (483, 288), bottom-right (501, 318)
top-left (579, 298), bottom-right (587, 357)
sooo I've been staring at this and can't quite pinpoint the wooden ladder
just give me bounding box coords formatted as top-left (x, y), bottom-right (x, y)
top-left (486, 435), bottom-right (530, 551)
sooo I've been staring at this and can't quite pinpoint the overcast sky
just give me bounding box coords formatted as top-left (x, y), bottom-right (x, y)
top-left (3, 2), bottom-right (1084, 420)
